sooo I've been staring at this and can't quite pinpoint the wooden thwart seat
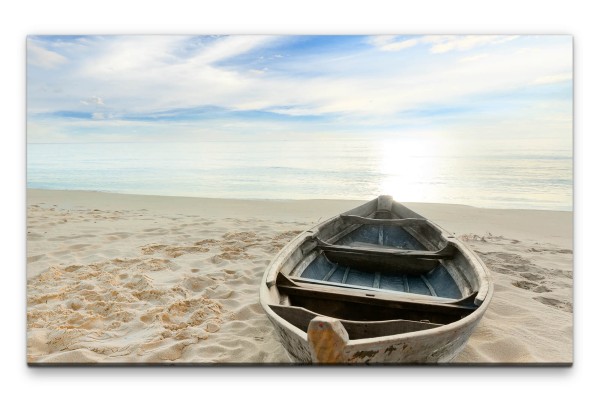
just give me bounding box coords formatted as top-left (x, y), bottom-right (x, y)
top-left (315, 238), bottom-right (456, 259)
top-left (313, 238), bottom-right (456, 275)
top-left (341, 214), bottom-right (429, 226)
top-left (289, 274), bottom-right (477, 305)
top-left (276, 273), bottom-right (477, 317)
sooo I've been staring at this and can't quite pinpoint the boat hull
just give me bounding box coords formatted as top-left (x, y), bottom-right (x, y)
top-left (259, 196), bottom-right (493, 364)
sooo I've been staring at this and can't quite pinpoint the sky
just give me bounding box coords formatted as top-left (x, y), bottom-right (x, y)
top-left (26, 35), bottom-right (572, 147)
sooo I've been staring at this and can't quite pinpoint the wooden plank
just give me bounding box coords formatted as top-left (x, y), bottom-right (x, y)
top-left (322, 264), bottom-right (339, 281)
top-left (421, 275), bottom-right (437, 297)
top-left (341, 215), bottom-right (428, 227)
top-left (347, 241), bottom-right (413, 250)
top-left (269, 304), bottom-right (442, 340)
top-left (278, 285), bottom-right (476, 317)
top-left (403, 226), bottom-right (440, 251)
top-left (314, 237), bottom-right (456, 276)
top-left (442, 259), bottom-right (473, 298)
top-left (316, 217), bottom-right (353, 244)
top-left (404, 224), bottom-right (448, 250)
top-left (276, 273), bottom-right (477, 315)
top-left (341, 267), bottom-right (350, 284)
top-left (342, 198), bottom-right (379, 217)
top-left (322, 250), bottom-right (441, 276)
top-left (281, 272), bottom-right (479, 306)
top-left (325, 223), bottom-right (362, 245)
top-left (316, 238), bottom-right (456, 259)
top-left (373, 272), bottom-right (381, 289)
top-left (289, 250), bottom-right (319, 277)
top-left (287, 275), bottom-right (462, 303)
top-left (265, 231), bottom-right (315, 284)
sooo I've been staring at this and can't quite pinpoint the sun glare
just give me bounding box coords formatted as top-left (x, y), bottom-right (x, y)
top-left (377, 137), bottom-right (442, 203)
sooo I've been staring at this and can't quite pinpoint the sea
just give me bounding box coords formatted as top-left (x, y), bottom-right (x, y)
top-left (26, 139), bottom-right (573, 211)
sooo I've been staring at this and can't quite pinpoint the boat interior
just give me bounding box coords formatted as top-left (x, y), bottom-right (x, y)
top-left (268, 199), bottom-right (483, 338)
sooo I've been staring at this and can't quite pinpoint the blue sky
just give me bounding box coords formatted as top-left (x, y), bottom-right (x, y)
top-left (27, 35), bottom-right (572, 145)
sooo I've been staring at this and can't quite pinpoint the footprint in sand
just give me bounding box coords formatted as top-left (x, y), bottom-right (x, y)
top-left (182, 276), bottom-right (216, 292)
top-left (68, 243), bottom-right (91, 251)
top-left (511, 280), bottom-right (552, 293)
top-left (477, 250), bottom-right (570, 289)
top-left (64, 264), bottom-right (85, 272)
top-left (106, 232), bottom-right (131, 240)
top-left (49, 234), bottom-right (96, 242)
top-left (27, 232), bottom-right (44, 240)
top-left (194, 239), bottom-right (219, 246)
top-left (142, 228), bottom-right (170, 237)
top-left (533, 296), bottom-right (573, 312)
top-left (27, 254), bottom-right (45, 263)
top-left (554, 249), bottom-right (573, 254)
top-left (141, 244), bottom-right (167, 255)
top-left (519, 272), bottom-right (545, 281)
top-left (141, 243), bottom-right (212, 258)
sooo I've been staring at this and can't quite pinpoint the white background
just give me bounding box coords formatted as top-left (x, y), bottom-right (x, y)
top-left (3, 1), bottom-right (594, 399)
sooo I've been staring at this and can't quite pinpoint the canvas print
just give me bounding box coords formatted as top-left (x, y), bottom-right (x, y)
top-left (26, 35), bottom-right (573, 365)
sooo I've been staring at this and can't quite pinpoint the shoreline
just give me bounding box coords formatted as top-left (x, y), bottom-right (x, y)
top-left (27, 189), bottom-right (574, 248)
top-left (26, 188), bottom-right (573, 364)
top-left (26, 188), bottom-right (573, 212)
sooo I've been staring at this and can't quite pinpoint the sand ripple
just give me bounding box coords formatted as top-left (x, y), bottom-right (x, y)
top-left (455, 233), bottom-right (572, 363)
top-left (27, 203), bottom-right (302, 364)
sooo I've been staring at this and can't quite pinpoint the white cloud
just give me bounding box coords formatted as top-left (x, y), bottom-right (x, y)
top-left (190, 35), bottom-right (277, 64)
top-left (418, 35), bottom-right (520, 54)
top-left (369, 35), bottom-right (521, 55)
top-left (368, 36), bottom-right (419, 52)
top-left (68, 35), bottom-right (283, 113)
top-left (427, 35), bottom-right (507, 53)
top-left (250, 40), bottom-right (569, 117)
top-left (492, 35), bottom-right (519, 45)
top-left (27, 41), bottom-right (67, 69)
top-left (249, 68), bottom-right (268, 75)
top-left (459, 54), bottom-right (489, 63)
top-left (81, 36), bottom-right (184, 75)
top-left (532, 73), bottom-right (572, 85)
top-left (81, 96), bottom-right (104, 106)
top-left (81, 35), bottom-right (277, 78)
top-left (382, 38), bottom-right (419, 52)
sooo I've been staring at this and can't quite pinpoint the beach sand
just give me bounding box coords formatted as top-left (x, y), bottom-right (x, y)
top-left (26, 189), bottom-right (573, 364)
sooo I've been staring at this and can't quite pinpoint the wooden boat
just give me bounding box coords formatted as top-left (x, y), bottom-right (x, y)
top-left (259, 195), bottom-right (493, 364)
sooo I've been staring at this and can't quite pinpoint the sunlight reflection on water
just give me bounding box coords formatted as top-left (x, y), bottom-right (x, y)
top-left (27, 138), bottom-right (572, 210)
